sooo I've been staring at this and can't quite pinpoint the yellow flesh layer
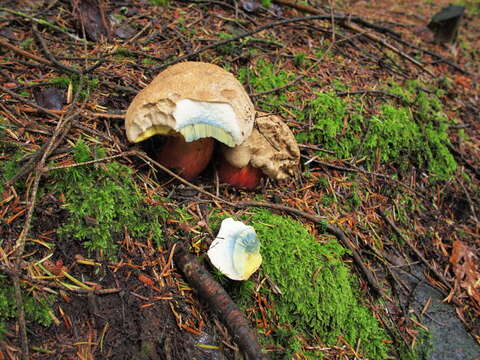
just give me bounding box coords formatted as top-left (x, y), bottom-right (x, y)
top-left (133, 125), bottom-right (174, 143)
top-left (179, 124), bottom-right (235, 147)
top-left (135, 123), bottom-right (235, 147)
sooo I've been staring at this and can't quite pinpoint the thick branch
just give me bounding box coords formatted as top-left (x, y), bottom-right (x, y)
top-left (173, 243), bottom-right (268, 360)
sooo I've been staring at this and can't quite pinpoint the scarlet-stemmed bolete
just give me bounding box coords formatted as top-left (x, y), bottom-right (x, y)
top-left (125, 62), bottom-right (255, 180)
top-left (218, 112), bottom-right (300, 189)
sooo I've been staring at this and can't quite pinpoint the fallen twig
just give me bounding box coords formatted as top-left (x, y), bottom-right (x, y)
top-left (376, 210), bottom-right (452, 292)
top-left (302, 156), bottom-right (424, 198)
top-left (0, 264), bottom-right (121, 295)
top-left (336, 89), bottom-right (406, 102)
top-left (32, 23), bottom-right (82, 75)
top-left (272, 0), bottom-right (434, 76)
top-left (273, 0), bottom-right (402, 38)
top-left (455, 175), bottom-right (479, 224)
top-left (251, 39), bottom-right (335, 98)
top-left (151, 14), bottom-right (339, 73)
top-left (236, 201), bottom-right (386, 297)
top-left (7, 76), bottom-right (85, 360)
top-left (131, 150), bottom-right (234, 206)
top-left (0, 38), bottom-right (51, 66)
top-left (0, 7), bottom-right (86, 42)
top-left (42, 150), bottom-right (136, 172)
top-left (173, 243), bottom-right (268, 360)
top-left (447, 144), bottom-right (480, 180)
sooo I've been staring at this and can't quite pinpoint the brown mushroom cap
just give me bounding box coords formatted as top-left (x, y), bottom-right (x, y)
top-left (221, 112), bottom-right (300, 180)
top-left (125, 62), bottom-right (255, 147)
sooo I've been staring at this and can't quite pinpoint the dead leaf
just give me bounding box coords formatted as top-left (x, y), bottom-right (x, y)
top-left (33, 87), bottom-right (65, 110)
top-left (71, 0), bottom-right (111, 42)
top-left (450, 240), bottom-right (480, 305)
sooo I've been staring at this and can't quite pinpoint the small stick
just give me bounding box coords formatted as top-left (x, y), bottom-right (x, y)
top-left (251, 40), bottom-right (335, 98)
top-left (272, 0), bottom-right (434, 76)
top-left (0, 7), bottom-right (86, 42)
top-left (336, 89), bottom-right (405, 102)
top-left (455, 175), bottom-right (478, 224)
top-left (0, 38), bottom-right (51, 65)
top-left (150, 14), bottom-right (336, 73)
top-left (41, 151), bottom-right (136, 172)
top-left (303, 156), bottom-right (424, 198)
top-left (0, 264), bottom-right (121, 295)
top-left (132, 150), bottom-right (234, 206)
top-left (12, 273), bottom-right (29, 359)
top-left (9, 77), bottom-right (85, 359)
top-left (32, 23), bottom-right (82, 75)
top-left (173, 243), bottom-right (268, 360)
top-left (376, 210), bottom-right (452, 291)
top-left (236, 201), bottom-right (386, 297)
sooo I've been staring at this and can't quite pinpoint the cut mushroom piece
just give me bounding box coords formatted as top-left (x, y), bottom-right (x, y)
top-left (207, 218), bottom-right (262, 281)
top-left (125, 61), bottom-right (255, 180)
top-left (218, 112), bottom-right (300, 189)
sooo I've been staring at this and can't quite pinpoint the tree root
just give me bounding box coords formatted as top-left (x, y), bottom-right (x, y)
top-left (173, 243), bottom-right (268, 360)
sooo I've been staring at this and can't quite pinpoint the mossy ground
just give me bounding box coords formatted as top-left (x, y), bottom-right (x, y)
top-left (0, 276), bottom-right (54, 339)
top-left (1, 0), bottom-right (478, 357)
top-left (242, 59), bottom-right (458, 181)
top-left (47, 140), bottom-right (170, 260)
top-left (210, 209), bottom-right (390, 359)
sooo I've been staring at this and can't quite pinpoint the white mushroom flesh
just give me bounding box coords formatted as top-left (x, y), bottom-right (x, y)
top-left (173, 99), bottom-right (239, 147)
top-left (207, 218), bottom-right (262, 281)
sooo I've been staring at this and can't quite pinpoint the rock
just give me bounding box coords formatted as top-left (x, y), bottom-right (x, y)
top-left (395, 266), bottom-right (480, 360)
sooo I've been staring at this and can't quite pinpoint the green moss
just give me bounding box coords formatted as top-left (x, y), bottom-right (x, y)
top-left (203, 209), bottom-right (390, 358)
top-left (413, 326), bottom-right (433, 359)
top-left (296, 81), bottom-right (457, 181)
top-left (19, 37), bottom-right (33, 50)
top-left (260, 0), bottom-right (272, 7)
top-left (49, 74), bottom-right (99, 100)
top-left (49, 140), bottom-right (168, 259)
top-left (238, 59), bottom-right (296, 112)
top-left (149, 0), bottom-right (169, 6)
top-left (0, 137), bottom-right (25, 193)
top-left (142, 58), bottom-right (159, 66)
top-left (245, 209), bottom-right (389, 359)
top-left (0, 275), bottom-right (53, 338)
top-left (454, 0), bottom-right (480, 15)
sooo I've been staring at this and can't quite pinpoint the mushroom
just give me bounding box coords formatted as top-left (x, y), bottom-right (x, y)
top-left (207, 218), bottom-right (262, 281)
top-left (125, 62), bottom-right (255, 180)
top-left (218, 112), bottom-right (300, 189)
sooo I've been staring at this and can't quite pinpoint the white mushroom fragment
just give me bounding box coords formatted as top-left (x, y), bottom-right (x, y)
top-left (125, 62), bottom-right (255, 180)
top-left (218, 112), bottom-right (300, 189)
top-left (207, 218), bottom-right (262, 281)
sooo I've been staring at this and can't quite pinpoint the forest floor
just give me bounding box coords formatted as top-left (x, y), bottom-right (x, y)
top-left (0, 0), bottom-right (479, 359)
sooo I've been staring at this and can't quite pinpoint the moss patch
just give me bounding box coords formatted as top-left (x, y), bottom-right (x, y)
top-left (238, 59), bottom-right (296, 112)
top-left (211, 209), bottom-right (390, 359)
top-left (49, 140), bottom-right (168, 260)
top-left (296, 81), bottom-right (457, 181)
top-left (0, 275), bottom-right (53, 338)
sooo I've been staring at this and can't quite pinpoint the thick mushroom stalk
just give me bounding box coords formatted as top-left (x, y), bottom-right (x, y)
top-left (156, 136), bottom-right (214, 180)
top-left (218, 113), bottom-right (300, 189)
top-left (125, 62), bottom-right (254, 179)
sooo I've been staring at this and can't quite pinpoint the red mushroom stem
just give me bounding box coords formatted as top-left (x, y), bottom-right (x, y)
top-left (155, 136), bottom-right (214, 180)
top-left (217, 157), bottom-right (264, 190)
